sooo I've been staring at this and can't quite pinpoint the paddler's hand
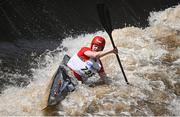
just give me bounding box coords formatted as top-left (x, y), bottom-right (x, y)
top-left (112, 47), bottom-right (118, 55)
top-left (109, 47), bottom-right (118, 55)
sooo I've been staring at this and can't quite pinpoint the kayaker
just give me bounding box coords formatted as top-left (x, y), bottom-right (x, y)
top-left (67, 36), bottom-right (118, 85)
top-left (48, 36), bottom-right (118, 105)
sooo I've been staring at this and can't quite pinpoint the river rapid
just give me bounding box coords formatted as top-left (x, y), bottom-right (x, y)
top-left (0, 4), bottom-right (179, 116)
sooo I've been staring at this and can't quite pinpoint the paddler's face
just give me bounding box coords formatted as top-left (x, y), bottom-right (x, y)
top-left (92, 44), bottom-right (103, 51)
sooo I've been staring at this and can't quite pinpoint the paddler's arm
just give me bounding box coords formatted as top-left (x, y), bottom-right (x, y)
top-left (89, 72), bottom-right (109, 87)
top-left (98, 71), bottom-right (110, 84)
top-left (84, 47), bottom-right (118, 59)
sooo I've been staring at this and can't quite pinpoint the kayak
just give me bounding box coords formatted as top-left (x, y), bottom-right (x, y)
top-left (47, 55), bottom-right (75, 106)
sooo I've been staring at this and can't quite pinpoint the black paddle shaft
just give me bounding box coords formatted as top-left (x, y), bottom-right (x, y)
top-left (97, 3), bottom-right (129, 84)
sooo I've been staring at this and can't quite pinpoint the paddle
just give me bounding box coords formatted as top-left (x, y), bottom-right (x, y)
top-left (97, 3), bottom-right (129, 84)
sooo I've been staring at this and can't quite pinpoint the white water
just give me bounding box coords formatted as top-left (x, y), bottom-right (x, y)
top-left (0, 4), bottom-right (180, 116)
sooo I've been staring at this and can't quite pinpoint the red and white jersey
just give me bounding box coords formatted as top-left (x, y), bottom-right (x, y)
top-left (67, 47), bottom-right (104, 81)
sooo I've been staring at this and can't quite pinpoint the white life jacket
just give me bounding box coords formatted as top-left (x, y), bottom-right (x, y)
top-left (67, 54), bottom-right (101, 78)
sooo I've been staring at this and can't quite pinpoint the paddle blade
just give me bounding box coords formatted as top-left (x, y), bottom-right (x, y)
top-left (97, 3), bottom-right (113, 35)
